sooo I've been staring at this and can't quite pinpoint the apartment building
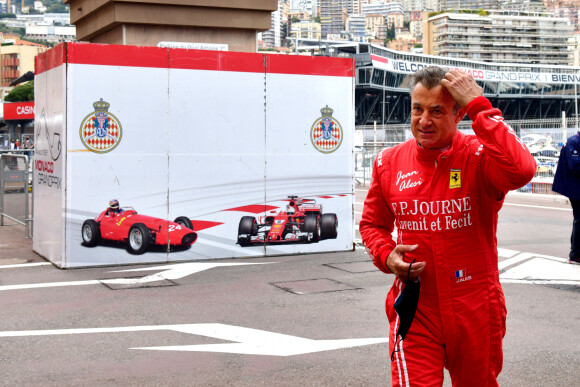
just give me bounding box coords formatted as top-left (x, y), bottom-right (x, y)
top-left (544, 0), bottom-right (580, 32)
top-left (291, 20), bottom-right (321, 39)
top-left (423, 10), bottom-right (573, 65)
top-left (409, 10), bottom-right (423, 40)
top-left (500, 0), bottom-right (546, 12)
top-left (364, 14), bottom-right (386, 40)
top-left (439, 0), bottom-right (500, 9)
top-left (361, 1), bottom-right (404, 17)
top-left (346, 14), bottom-right (368, 39)
top-left (260, 1), bottom-right (284, 47)
top-left (291, 0), bottom-right (317, 16)
top-left (319, 0), bottom-right (345, 38)
top-left (386, 12), bottom-right (404, 29)
top-left (25, 24), bottom-right (76, 44)
top-left (0, 42), bottom-right (47, 87)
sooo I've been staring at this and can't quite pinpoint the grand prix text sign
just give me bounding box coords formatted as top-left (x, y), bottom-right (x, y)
top-left (3, 101), bottom-right (34, 120)
top-left (371, 56), bottom-right (580, 85)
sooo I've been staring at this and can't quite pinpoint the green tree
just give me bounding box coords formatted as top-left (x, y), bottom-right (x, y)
top-left (4, 81), bottom-right (34, 102)
top-left (47, 3), bottom-right (69, 13)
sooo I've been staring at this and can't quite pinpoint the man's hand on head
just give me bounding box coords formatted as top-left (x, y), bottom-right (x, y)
top-left (386, 244), bottom-right (426, 283)
top-left (440, 69), bottom-right (483, 107)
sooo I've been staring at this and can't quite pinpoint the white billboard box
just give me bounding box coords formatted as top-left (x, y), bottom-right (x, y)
top-left (33, 43), bottom-right (354, 268)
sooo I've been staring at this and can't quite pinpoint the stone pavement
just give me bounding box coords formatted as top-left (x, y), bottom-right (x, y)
top-left (0, 221), bottom-right (43, 265)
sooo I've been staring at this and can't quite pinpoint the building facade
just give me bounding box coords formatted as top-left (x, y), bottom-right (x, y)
top-left (386, 12), bottom-right (404, 29)
top-left (291, 20), bottom-right (322, 39)
top-left (260, 1), bottom-right (284, 47)
top-left (361, 1), bottom-right (404, 17)
top-left (63, 0), bottom-right (277, 52)
top-left (346, 14), bottom-right (368, 39)
top-left (0, 42), bottom-right (47, 87)
top-left (423, 10), bottom-right (574, 66)
top-left (545, 0), bottom-right (580, 32)
top-left (366, 14), bottom-right (386, 40)
top-left (438, 0), bottom-right (500, 9)
top-left (409, 10), bottom-right (424, 40)
top-left (25, 24), bottom-right (76, 44)
top-left (320, 0), bottom-right (345, 38)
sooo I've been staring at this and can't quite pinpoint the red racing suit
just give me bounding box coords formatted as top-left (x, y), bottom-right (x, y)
top-left (360, 96), bottom-right (536, 387)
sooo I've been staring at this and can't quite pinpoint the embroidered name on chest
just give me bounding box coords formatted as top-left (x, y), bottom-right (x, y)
top-left (395, 170), bottom-right (422, 192)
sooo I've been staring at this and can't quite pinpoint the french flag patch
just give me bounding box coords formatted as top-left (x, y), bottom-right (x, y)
top-left (455, 269), bottom-right (467, 278)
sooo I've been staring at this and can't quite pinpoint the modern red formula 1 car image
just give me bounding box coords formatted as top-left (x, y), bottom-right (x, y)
top-left (81, 206), bottom-right (197, 255)
top-left (237, 196), bottom-right (338, 247)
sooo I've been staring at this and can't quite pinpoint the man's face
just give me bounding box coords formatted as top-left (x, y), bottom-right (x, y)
top-left (410, 83), bottom-right (462, 149)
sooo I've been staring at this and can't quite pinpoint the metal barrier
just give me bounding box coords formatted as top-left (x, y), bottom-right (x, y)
top-left (355, 118), bottom-right (572, 194)
top-left (0, 153), bottom-right (33, 238)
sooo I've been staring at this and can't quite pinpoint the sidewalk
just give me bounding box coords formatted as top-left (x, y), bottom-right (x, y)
top-left (0, 221), bottom-right (42, 265)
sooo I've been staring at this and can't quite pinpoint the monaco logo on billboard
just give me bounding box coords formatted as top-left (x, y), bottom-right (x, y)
top-left (3, 101), bottom-right (35, 120)
top-left (79, 98), bottom-right (123, 153)
top-left (310, 105), bottom-right (343, 154)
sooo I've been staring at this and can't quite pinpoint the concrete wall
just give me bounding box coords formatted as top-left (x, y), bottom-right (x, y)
top-left (63, 0), bottom-right (278, 52)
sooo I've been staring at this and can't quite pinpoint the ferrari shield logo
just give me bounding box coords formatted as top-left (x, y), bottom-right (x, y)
top-left (450, 169), bottom-right (461, 189)
top-left (310, 105), bottom-right (343, 154)
top-left (79, 98), bottom-right (122, 153)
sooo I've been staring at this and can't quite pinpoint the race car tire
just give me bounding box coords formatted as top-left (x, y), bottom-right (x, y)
top-left (238, 216), bottom-right (257, 246)
top-left (320, 213), bottom-right (338, 240)
top-left (127, 223), bottom-right (152, 255)
top-left (303, 215), bottom-right (320, 242)
top-left (239, 216), bottom-right (258, 235)
top-left (174, 216), bottom-right (193, 230)
top-left (81, 219), bottom-right (101, 246)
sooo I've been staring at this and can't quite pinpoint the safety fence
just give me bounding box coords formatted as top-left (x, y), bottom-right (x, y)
top-left (355, 117), bottom-right (573, 195)
top-left (0, 151), bottom-right (33, 237)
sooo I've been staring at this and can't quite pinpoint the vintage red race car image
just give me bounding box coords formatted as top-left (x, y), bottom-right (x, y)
top-left (81, 201), bottom-right (197, 255)
top-left (237, 196), bottom-right (338, 247)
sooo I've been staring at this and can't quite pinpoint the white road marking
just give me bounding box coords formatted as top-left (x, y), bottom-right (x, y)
top-left (0, 280), bottom-right (101, 291)
top-left (0, 262), bottom-right (51, 269)
top-left (0, 262), bottom-right (273, 291)
top-left (502, 202), bottom-right (571, 211)
top-left (105, 262), bottom-right (271, 285)
top-left (497, 248), bottom-right (520, 259)
top-left (500, 255), bottom-right (580, 286)
top-left (0, 323), bottom-right (388, 357)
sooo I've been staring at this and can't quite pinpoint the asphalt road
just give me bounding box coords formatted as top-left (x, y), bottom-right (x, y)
top-left (0, 189), bottom-right (579, 386)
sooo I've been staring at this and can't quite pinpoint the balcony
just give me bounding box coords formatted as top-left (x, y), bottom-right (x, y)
top-left (1, 57), bottom-right (19, 67)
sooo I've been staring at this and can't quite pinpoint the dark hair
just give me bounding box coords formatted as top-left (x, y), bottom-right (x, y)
top-left (409, 66), bottom-right (461, 113)
top-left (409, 66), bottom-right (447, 95)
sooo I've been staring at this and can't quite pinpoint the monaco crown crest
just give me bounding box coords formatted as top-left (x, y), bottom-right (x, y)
top-left (310, 105), bottom-right (343, 154)
top-left (79, 98), bottom-right (123, 153)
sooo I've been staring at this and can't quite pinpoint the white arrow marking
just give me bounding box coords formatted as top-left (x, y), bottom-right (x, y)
top-left (499, 251), bottom-right (580, 286)
top-left (0, 262), bottom-right (272, 291)
top-left (0, 323), bottom-right (387, 357)
top-left (134, 324), bottom-right (388, 356)
top-left (102, 262), bottom-right (271, 285)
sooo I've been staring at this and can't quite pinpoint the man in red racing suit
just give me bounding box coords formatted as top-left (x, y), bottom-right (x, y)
top-left (360, 67), bottom-right (536, 386)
